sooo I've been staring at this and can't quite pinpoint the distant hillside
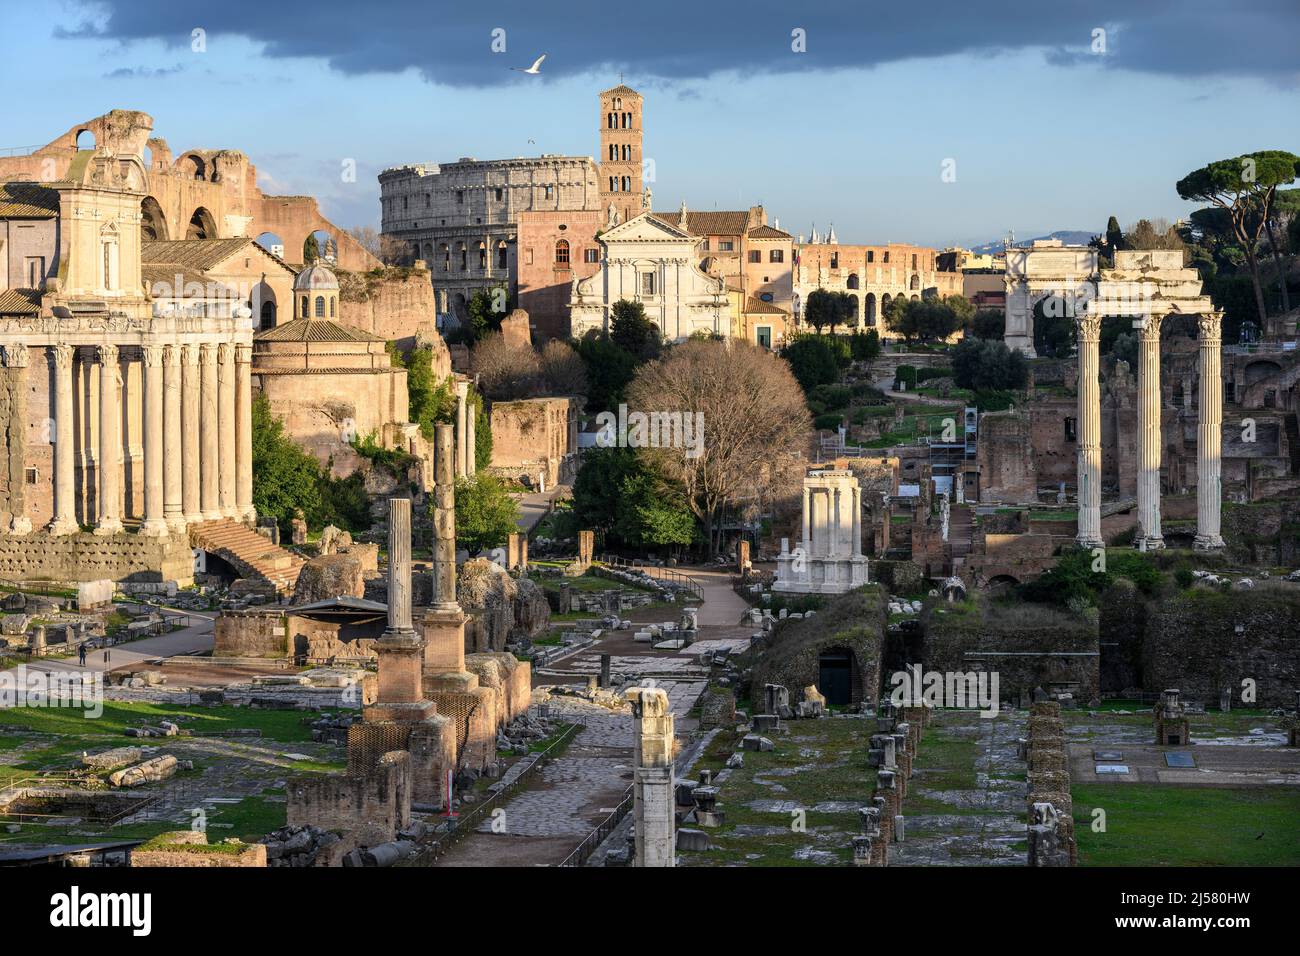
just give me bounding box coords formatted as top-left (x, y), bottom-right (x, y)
top-left (970, 230), bottom-right (1096, 254)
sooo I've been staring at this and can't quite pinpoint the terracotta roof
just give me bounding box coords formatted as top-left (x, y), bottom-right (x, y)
top-left (601, 84), bottom-right (641, 97)
top-left (0, 182), bottom-right (59, 218)
top-left (141, 238), bottom-right (259, 271)
top-left (649, 210), bottom-right (751, 237)
top-left (255, 316), bottom-right (384, 343)
top-left (0, 288), bottom-right (41, 315)
top-left (748, 224), bottom-right (791, 239)
top-left (745, 296), bottom-right (788, 316)
top-left (141, 264), bottom-right (237, 297)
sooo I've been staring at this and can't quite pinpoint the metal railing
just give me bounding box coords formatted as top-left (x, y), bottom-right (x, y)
top-left (599, 556), bottom-right (704, 602)
top-left (557, 785), bottom-right (634, 868)
top-left (403, 722), bottom-right (581, 866)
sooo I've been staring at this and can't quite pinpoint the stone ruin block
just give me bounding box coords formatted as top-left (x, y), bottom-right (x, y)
top-left (763, 683), bottom-right (792, 719)
top-left (1154, 688), bottom-right (1191, 746)
top-left (109, 755), bottom-right (178, 788)
top-left (288, 749), bottom-right (411, 850)
top-left (741, 734), bottom-right (773, 752)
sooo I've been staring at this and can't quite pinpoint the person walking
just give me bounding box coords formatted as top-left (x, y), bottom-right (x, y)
top-left (78, 643), bottom-right (87, 667)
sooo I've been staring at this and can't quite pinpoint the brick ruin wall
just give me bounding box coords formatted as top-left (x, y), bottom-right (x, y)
top-left (1023, 700), bottom-right (1076, 866)
top-left (288, 749), bottom-right (411, 847)
top-left (213, 610), bottom-right (289, 658)
top-left (0, 532), bottom-right (193, 585)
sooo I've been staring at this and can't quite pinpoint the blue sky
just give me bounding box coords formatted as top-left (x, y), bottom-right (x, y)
top-left (4, 1), bottom-right (1298, 248)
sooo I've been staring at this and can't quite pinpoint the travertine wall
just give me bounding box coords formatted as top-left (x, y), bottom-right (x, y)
top-left (0, 531), bottom-right (192, 585)
top-left (213, 609), bottom-right (288, 658)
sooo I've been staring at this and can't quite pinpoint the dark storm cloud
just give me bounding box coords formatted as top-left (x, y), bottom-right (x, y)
top-left (60, 0), bottom-right (1300, 87)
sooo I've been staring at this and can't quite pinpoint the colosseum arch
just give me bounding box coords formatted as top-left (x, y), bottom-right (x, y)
top-left (186, 206), bottom-right (218, 240)
top-left (181, 154), bottom-right (207, 181)
top-left (140, 196), bottom-right (169, 241)
top-left (864, 293), bottom-right (877, 325)
top-left (846, 273), bottom-right (860, 290)
top-left (74, 129), bottom-right (96, 150)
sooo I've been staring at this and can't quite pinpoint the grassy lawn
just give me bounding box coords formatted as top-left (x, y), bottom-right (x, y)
top-left (1072, 784), bottom-right (1300, 866)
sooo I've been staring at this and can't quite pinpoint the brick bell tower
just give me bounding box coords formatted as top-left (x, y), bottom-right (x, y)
top-left (598, 83), bottom-right (644, 225)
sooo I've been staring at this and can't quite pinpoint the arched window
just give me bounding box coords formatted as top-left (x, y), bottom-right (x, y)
top-left (609, 145), bottom-right (617, 161)
top-left (608, 113), bottom-right (616, 129)
top-left (460, 246), bottom-right (468, 271)
top-left (847, 273), bottom-right (860, 290)
top-left (478, 243), bottom-right (487, 270)
top-left (261, 301), bottom-right (276, 330)
top-left (329, 297), bottom-right (336, 318)
top-left (497, 242), bottom-right (508, 269)
top-left (440, 244), bottom-right (450, 272)
top-left (622, 145), bottom-right (631, 160)
top-left (315, 296), bottom-right (325, 318)
top-left (621, 176), bottom-right (630, 191)
top-left (555, 239), bottom-right (570, 264)
top-left (301, 295), bottom-right (309, 317)
top-left (609, 177), bottom-right (617, 192)
top-left (910, 273), bottom-right (920, 290)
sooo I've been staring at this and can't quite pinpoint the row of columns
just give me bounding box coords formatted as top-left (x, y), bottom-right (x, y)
top-left (1074, 311), bottom-right (1223, 552)
top-left (47, 341), bottom-right (254, 536)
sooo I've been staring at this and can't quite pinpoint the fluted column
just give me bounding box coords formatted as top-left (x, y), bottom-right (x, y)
top-left (801, 484), bottom-right (811, 556)
top-left (217, 343), bottom-right (237, 518)
top-left (1194, 312), bottom-right (1225, 550)
top-left (199, 344), bottom-right (222, 521)
top-left (139, 345), bottom-right (168, 536)
top-left (180, 345), bottom-right (202, 524)
top-left (94, 344), bottom-right (123, 535)
top-left (1074, 312), bottom-right (1103, 549)
top-left (1135, 314), bottom-right (1164, 550)
top-left (3, 345), bottom-right (32, 534)
top-left (48, 344), bottom-right (78, 535)
top-left (234, 343), bottom-right (255, 524)
top-left (162, 345), bottom-right (185, 534)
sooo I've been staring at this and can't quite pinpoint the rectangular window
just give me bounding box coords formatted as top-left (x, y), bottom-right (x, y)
top-left (544, 185), bottom-right (554, 199)
top-left (756, 326), bottom-right (772, 349)
top-left (495, 188), bottom-right (503, 201)
top-left (769, 249), bottom-right (784, 263)
top-left (747, 250), bottom-right (761, 263)
top-left (24, 467), bottom-right (37, 485)
top-left (525, 249), bottom-right (534, 266)
top-left (457, 191), bottom-right (464, 204)
top-left (883, 251), bottom-right (890, 263)
top-left (1064, 418), bottom-right (1077, 442)
top-left (640, 272), bottom-right (656, 296)
top-left (718, 240), bottom-right (734, 252)
top-left (584, 248), bottom-right (599, 264)
top-left (867, 250), bottom-right (874, 263)
top-left (24, 257), bottom-right (45, 287)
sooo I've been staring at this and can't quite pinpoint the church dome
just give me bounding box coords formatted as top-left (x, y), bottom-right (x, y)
top-left (293, 263), bottom-right (339, 292)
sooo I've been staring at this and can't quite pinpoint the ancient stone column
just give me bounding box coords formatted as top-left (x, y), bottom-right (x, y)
top-left (162, 345), bottom-right (186, 534)
top-left (432, 423), bottom-right (459, 610)
top-left (453, 379), bottom-right (469, 478)
top-left (1073, 312), bottom-right (1103, 549)
top-left (234, 344), bottom-right (255, 524)
top-left (627, 685), bottom-right (676, 867)
top-left (199, 344), bottom-right (222, 521)
top-left (1194, 312), bottom-right (1225, 551)
top-left (386, 497), bottom-right (415, 637)
top-left (180, 345), bottom-right (203, 524)
top-left (217, 343), bottom-right (237, 518)
top-left (3, 345), bottom-right (32, 534)
top-left (465, 397), bottom-right (476, 476)
top-left (801, 484), bottom-right (811, 555)
top-left (139, 345), bottom-right (168, 537)
top-left (48, 345), bottom-right (78, 535)
top-left (1135, 315), bottom-right (1164, 550)
top-left (94, 344), bottom-right (123, 536)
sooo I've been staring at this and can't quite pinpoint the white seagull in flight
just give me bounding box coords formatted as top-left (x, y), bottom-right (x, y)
top-left (512, 54), bottom-right (546, 75)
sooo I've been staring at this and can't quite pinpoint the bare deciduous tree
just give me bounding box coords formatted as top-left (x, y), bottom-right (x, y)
top-left (625, 339), bottom-right (811, 558)
top-left (471, 332), bottom-right (542, 400)
top-left (540, 339), bottom-right (589, 398)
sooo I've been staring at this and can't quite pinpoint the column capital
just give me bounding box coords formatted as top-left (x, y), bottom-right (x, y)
top-left (2, 343), bottom-right (29, 368)
top-left (199, 342), bottom-right (218, 364)
top-left (1074, 313), bottom-right (1102, 342)
top-left (234, 343), bottom-right (252, 364)
top-left (1137, 313), bottom-right (1164, 343)
top-left (180, 343), bottom-right (201, 366)
top-left (1197, 312), bottom-right (1222, 342)
top-left (162, 343), bottom-right (181, 367)
top-left (142, 344), bottom-right (165, 367)
top-left (97, 342), bottom-right (119, 366)
top-left (51, 343), bottom-right (75, 369)
top-left (217, 342), bottom-right (235, 365)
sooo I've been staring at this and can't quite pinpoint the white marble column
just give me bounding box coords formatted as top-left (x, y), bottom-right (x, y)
top-left (217, 343), bottom-right (237, 518)
top-left (199, 343), bottom-right (222, 521)
top-left (1194, 313), bottom-right (1225, 550)
top-left (454, 379), bottom-right (469, 478)
top-left (180, 345), bottom-right (202, 524)
top-left (139, 345), bottom-right (168, 536)
top-left (234, 344), bottom-right (255, 523)
top-left (1135, 314), bottom-right (1164, 550)
top-left (1074, 312), bottom-right (1103, 549)
top-left (852, 485), bottom-right (862, 557)
top-left (48, 344), bottom-right (78, 535)
top-left (4, 345), bottom-right (32, 534)
top-left (832, 487), bottom-right (842, 556)
top-left (801, 484), bottom-right (811, 556)
top-left (386, 497), bottom-right (414, 636)
top-left (465, 395), bottom-right (476, 476)
top-left (94, 344), bottom-right (123, 535)
top-left (162, 345), bottom-right (186, 534)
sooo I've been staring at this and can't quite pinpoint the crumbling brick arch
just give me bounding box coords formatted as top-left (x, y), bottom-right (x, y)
top-left (181, 153), bottom-right (207, 181)
top-left (186, 206), bottom-right (218, 240)
top-left (140, 196), bottom-right (168, 241)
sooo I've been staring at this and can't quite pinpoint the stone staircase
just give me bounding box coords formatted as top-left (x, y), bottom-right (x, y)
top-left (949, 504), bottom-right (973, 563)
top-left (189, 519), bottom-right (305, 595)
